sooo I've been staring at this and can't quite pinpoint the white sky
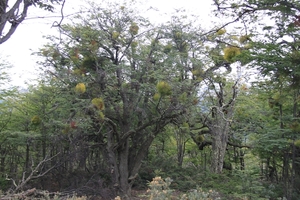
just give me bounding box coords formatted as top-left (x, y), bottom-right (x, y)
top-left (0, 0), bottom-right (214, 87)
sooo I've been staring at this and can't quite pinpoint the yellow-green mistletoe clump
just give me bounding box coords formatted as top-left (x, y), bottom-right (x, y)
top-left (73, 68), bottom-right (86, 76)
top-left (294, 139), bottom-right (300, 148)
top-left (223, 46), bottom-right (241, 63)
top-left (290, 121), bottom-right (300, 132)
top-left (98, 111), bottom-right (105, 120)
top-left (195, 134), bottom-right (205, 143)
top-left (131, 41), bottom-right (138, 48)
top-left (179, 92), bottom-right (187, 103)
top-left (181, 122), bottom-right (190, 133)
top-left (156, 81), bottom-right (172, 96)
top-left (153, 93), bottom-right (161, 101)
top-left (192, 68), bottom-right (204, 77)
top-left (216, 29), bottom-right (226, 35)
top-left (290, 50), bottom-right (300, 63)
top-left (163, 43), bottom-right (173, 54)
top-left (174, 32), bottom-right (182, 40)
top-left (75, 83), bottom-right (86, 94)
top-left (182, 122), bottom-right (189, 128)
top-left (92, 98), bottom-right (105, 120)
top-left (129, 23), bottom-right (139, 35)
top-left (92, 97), bottom-right (105, 110)
top-left (239, 35), bottom-right (250, 44)
top-left (31, 115), bottom-right (41, 125)
top-left (112, 31), bottom-right (120, 40)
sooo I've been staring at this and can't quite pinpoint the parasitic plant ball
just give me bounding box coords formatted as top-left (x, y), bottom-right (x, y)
top-left (92, 98), bottom-right (105, 110)
top-left (75, 83), bottom-right (86, 94)
top-left (156, 81), bottom-right (172, 96)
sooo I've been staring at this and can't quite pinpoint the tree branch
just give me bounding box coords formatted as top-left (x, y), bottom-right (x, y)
top-left (6, 153), bottom-right (59, 192)
top-left (113, 111), bottom-right (184, 150)
top-left (51, 0), bottom-right (66, 27)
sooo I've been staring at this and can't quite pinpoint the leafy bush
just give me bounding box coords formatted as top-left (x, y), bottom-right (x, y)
top-left (148, 176), bottom-right (174, 200)
top-left (147, 176), bottom-right (221, 200)
top-left (181, 188), bottom-right (220, 200)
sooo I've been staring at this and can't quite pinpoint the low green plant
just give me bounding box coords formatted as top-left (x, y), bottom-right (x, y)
top-left (147, 176), bottom-right (221, 200)
top-left (0, 177), bottom-right (9, 192)
top-left (148, 176), bottom-right (174, 200)
top-left (180, 188), bottom-right (220, 200)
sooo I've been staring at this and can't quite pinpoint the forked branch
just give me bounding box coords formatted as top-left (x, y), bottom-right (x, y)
top-left (6, 153), bottom-right (59, 192)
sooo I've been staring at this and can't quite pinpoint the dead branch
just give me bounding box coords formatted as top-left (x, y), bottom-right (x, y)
top-left (6, 153), bottom-right (59, 192)
top-left (1, 188), bottom-right (36, 200)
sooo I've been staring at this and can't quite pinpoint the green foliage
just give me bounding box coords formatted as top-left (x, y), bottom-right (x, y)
top-left (181, 188), bottom-right (220, 200)
top-left (34, 0), bottom-right (64, 12)
top-left (0, 177), bottom-right (9, 192)
top-left (156, 81), bottom-right (172, 96)
top-left (4, 0), bottom-right (300, 198)
top-left (31, 1), bottom-right (208, 197)
top-left (229, 169), bottom-right (266, 199)
top-left (147, 176), bottom-right (220, 200)
top-left (148, 176), bottom-right (174, 199)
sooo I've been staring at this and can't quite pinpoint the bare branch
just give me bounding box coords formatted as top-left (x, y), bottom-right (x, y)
top-left (6, 153), bottom-right (59, 192)
top-left (0, 0), bottom-right (65, 45)
top-left (51, 0), bottom-right (66, 27)
top-left (113, 111), bottom-right (184, 150)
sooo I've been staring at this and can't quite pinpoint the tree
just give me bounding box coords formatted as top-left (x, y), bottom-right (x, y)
top-left (37, 2), bottom-right (204, 198)
top-left (0, 60), bottom-right (19, 190)
top-left (0, 81), bottom-right (64, 192)
top-left (0, 60), bottom-right (17, 132)
top-left (189, 24), bottom-right (252, 173)
top-left (213, 0), bottom-right (300, 198)
top-left (0, 0), bottom-right (65, 44)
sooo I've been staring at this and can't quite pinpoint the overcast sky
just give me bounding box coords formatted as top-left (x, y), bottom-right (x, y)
top-left (0, 0), bottom-right (214, 87)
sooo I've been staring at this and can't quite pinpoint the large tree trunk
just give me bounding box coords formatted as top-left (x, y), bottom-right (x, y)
top-left (209, 98), bottom-right (234, 173)
top-left (106, 119), bottom-right (170, 199)
top-left (207, 80), bottom-right (237, 173)
top-left (292, 146), bottom-right (300, 199)
top-left (210, 125), bottom-right (228, 173)
top-left (118, 139), bottom-right (130, 199)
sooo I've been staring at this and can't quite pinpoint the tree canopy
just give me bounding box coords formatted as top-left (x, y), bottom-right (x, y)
top-left (1, 0), bottom-right (300, 199)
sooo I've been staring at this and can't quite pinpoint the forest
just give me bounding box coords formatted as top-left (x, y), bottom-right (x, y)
top-left (0, 0), bottom-right (300, 199)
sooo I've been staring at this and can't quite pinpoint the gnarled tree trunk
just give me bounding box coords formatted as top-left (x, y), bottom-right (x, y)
top-left (201, 80), bottom-right (238, 174)
top-left (210, 108), bottom-right (231, 173)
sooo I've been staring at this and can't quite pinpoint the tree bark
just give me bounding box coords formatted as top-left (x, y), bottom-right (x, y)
top-left (206, 81), bottom-right (237, 173)
top-left (118, 139), bottom-right (130, 199)
top-left (210, 125), bottom-right (228, 173)
top-left (0, 0), bottom-right (31, 44)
